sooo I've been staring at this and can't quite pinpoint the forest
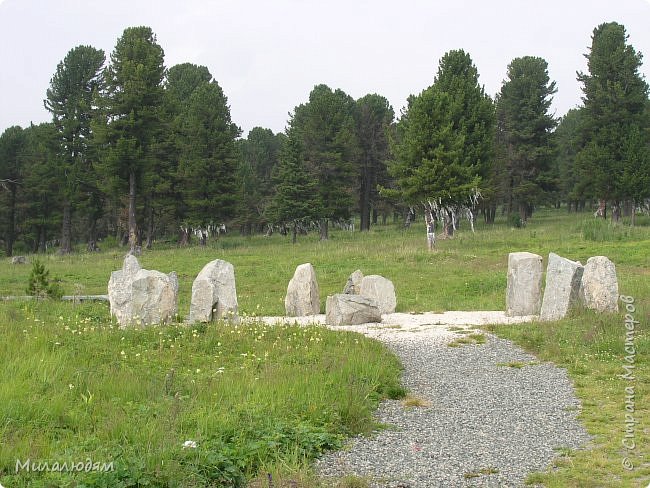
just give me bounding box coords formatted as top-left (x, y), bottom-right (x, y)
top-left (0, 21), bottom-right (648, 255)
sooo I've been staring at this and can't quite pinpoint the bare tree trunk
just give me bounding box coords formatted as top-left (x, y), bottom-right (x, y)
top-left (319, 218), bottom-right (329, 241)
top-left (128, 170), bottom-right (138, 252)
top-left (145, 205), bottom-right (154, 250)
top-left (179, 227), bottom-right (190, 246)
top-left (87, 216), bottom-right (98, 252)
top-left (59, 200), bottom-right (73, 254)
top-left (631, 205), bottom-right (636, 227)
top-left (292, 222), bottom-right (297, 244)
top-left (360, 168), bottom-right (371, 231)
top-left (596, 199), bottom-right (607, 219)
top-left (611, 202), bottom-right (621, 223)
top-left (6, 184), bottom-right (16, 256)
top-left (424, 206), bottom-right (435, 251)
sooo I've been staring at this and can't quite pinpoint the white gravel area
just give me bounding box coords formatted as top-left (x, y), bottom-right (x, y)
top-left (251, 311), bottom-right (592, 487)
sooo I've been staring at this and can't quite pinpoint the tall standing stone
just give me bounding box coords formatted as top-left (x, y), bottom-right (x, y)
top-left (540, 253), bottom-right (583, 321)
top-left (580, 256), bottom-right (619, 312)
top-left (285, 263), bottom-right (320, 316)
top-left (506, 252), bottom-right (543, 316)
top-left (359, 275), bottom-right (396, 314)
top-left (189, 259), bottom-right (238, 323)
top-left (108, 255), bottom-right (178, 327)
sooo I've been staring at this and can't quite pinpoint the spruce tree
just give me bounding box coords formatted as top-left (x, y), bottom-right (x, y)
top-left (576, 22), bottom-right (649, 220)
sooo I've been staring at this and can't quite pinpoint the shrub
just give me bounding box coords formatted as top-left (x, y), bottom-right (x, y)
top-left (26, 260), bottom-right (63, 299)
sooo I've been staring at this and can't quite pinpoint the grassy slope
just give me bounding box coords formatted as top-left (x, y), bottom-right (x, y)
top-left (1, 210), bottom-right (649, 486)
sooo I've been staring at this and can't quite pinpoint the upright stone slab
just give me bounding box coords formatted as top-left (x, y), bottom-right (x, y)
top-left (130, 269), bottom-right (178, 326)
top-left (326, 294), bottom-right (382, 326)
top-left (189, 259), bottom-right (238, 323)
top-left (506, 252), bottom-right (543, 316)
top-left (580, 256), bottom-right (618, 312)
top-left (540, 253), bottom-right (583, 321)
top-left (359, 275), bottom-right (396, 314)
top-left (343, 269), bottom-right (364, 295)
top-left (285, 263), bottom-right (320, 316)
top-left (108, 255), bottom-right (178, 327)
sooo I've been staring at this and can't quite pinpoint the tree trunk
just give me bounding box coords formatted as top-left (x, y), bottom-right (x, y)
top-left (6, 184), bottom-right (16, 256)
top-left (519, 203), bottom-right (528, 223)
top-left (319, 218), bottom-right (329, 241)
top-left (38, 226), bottom-right (46, 253)
top-left (424, 206), bottom-right (435, 251)
top-left (128, 170), bottom-right (138, 252)
top-left (292, 222), bottom-right (297, 244)
top-left (60, 200), bottom-right (72, 254)
top-left (596, 199), bottom-right (607, 219)
top-left (372, 209), bottom-right (378, 225)
top-left (179, 227), bottom-right (190, 246)
top-left (631, 206), bottom-right (636, 227)
top-left (360, 168), bottom-right (371, 231)
top-left (87, 216), bottom-right (98, 252)
top-left (611, 202), bottom-right (621, 223)
top-left (145, 205), bottom-right (154, 250)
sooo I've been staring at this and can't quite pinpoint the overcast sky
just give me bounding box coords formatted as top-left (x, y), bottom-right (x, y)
top-left (1, 0), bottom-right (649, 137)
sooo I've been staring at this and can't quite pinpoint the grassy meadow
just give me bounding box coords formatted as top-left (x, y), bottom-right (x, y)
top-left (0, 209), bottom-right (649, 487)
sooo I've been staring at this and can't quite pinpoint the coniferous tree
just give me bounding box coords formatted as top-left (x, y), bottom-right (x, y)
top-left (268, 135), bottom-right (322, 243)
top-left (496, 56), bottom-right (557, 222)
top-left (177, 81), bottom-right (241, 231)
top-left (554, 108), bottom-right (586, 211)
top-left (236, 127), bottom-right (284, 234)
top-left (576, 22), bottom-right (649, 220)
top-left (20, 123), bottom-right (62, 252)
top-left (291, 84), bottom-right (359, 240)
top-left (95, 26), bottom-right (165, 251)
top-left (355, 94), bottom-right (394, 231)
top-left (0, 126), bottom-right (27, 256)
top-left (388, 50), bottom-right (492, 248)
top-left (44, 45), bottom-right (105, 253)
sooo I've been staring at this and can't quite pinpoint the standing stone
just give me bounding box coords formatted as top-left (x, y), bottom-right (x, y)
top-left (359, 275), bottom-right (396, 314)
top-left (343, 269), bottom-right (364, 294)
top-left (108, 255), bottom-right (178, 327)
top-left (506, 252), bottom-right (543, 316)
top-left (189, 259), bottom-right (238, 323)
top-left (285, 263), bottom-right (320, 316)
top-left (540, 253), bottom-right (583, 321)
top-left (326, 294), bottom-right (382, 326)
top-left (580, 256), bottom-right (619, 312)
top-left (130, 270), bottom-right (178, 326)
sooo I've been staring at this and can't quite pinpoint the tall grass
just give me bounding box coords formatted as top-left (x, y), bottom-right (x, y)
top-left (0, 301), bottom-right (404, 487)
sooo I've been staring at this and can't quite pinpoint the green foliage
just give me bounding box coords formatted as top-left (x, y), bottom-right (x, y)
top-left (576, 22), bottom-right (650, 205)
top-left (0, 125), bottom-right (27, 256)
top-left (177, 81), bottom-right (241, 226)
top-left (236, 127), bottom-right (285, 232)
top-left (25, 259), bottom-right (63, 299)
top-left (388, 50), bottom-right (493, 229)
top-left (291, 84), bottom-right (359, 224)
top-left (267, 135), bottom-right (322, 242)
top-left (354, 94), bottom-right (395, 231)
top-left (496, 56), bottom-right (557, 221)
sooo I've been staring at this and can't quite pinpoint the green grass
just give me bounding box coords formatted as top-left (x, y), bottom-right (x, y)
top-left (0, 301), bottom-right (404, 487)
top-left (1, 209), bottom-right (650, 486)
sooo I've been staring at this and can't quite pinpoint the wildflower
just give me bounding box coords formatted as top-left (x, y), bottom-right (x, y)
top-left (182, 440), bottom-right (197, 449)
top-left (68, 384), bottom-right (74, 389)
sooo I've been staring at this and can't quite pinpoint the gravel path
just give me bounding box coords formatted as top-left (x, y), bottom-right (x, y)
top-left (308, 318), bottom-right (593, 487)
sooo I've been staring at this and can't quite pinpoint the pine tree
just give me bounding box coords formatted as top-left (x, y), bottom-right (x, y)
top-left (496, 56), bottom-right (557, 222)
top-left (576, 22), bottom-right (649, 220)
top-left (355, 94), bottom-right (394, 231)
top-left (268, 135), bottom-right (322, 243)
top-left (44, 45), bottom-right (105, 253)
top-left (95, 26), bottom-right (165, 251)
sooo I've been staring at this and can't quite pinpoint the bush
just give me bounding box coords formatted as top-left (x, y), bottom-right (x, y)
top-left (579, 218), bottom-right (632, 242)
top-left (508, 214), bottom-right (524, 228)
top-left (26, 260), bottom-right (63, 299)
